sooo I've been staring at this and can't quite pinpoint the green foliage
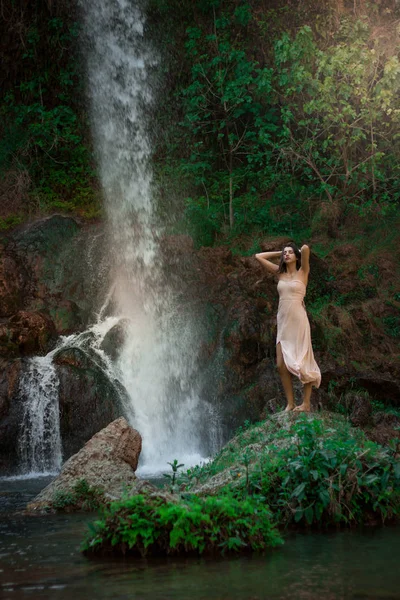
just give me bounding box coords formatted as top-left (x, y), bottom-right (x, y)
top-left (382, 315), bottom-right (400, 338)
top-left (150, 1), bottom-right (400, 245)
top-left (52, 478), bottom-right (105, 512)
top-left (0, 215), bottom-right (23, 231)
top-left (0, 13), bottom-right (98, 219)
top-left (183, 415), bottom-right (400, 527)
top-left (81, 493), bottom-right (282, 557)
top-left (372, 400), bottom-right (400, 420)
top-left (249, 416), bottom-right (400, 526)
top-left (179, 7), bottom-right (278, 238)
top-left (80, 414), bottom-right (399, 559)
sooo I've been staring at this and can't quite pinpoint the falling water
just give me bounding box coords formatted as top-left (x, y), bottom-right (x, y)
top-left (15, 1), bottom-right (221, 477)
top-left (18, 356), bottom-right (62, 475)
top-left (80, 0), bottom-right (221, 472)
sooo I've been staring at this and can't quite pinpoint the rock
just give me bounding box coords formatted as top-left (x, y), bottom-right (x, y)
top-left (26, 417), bottom-right (142, 512)
top-left (100, 319), bottom-right (129, 362)
top-left (3, 216), bottom-right (110, 331)
top-left (0, 248), bottom-right (27, 317)
top-left (54, 347), bottom-right (127, 459)
top-left (48, 300), bottom-right (83, 335)
top-left (259, 237), bottom-right (292, 253)
top-left (367, 412), bottom-right (400, 448)
top-left (0, 359), bottom-right (22, 474)
top-left (368, 423), bottom-right (400, 447)
top-left (0, 311), bottom-right (56, 357)
top-left (349, 393), bottom-right (373, 427)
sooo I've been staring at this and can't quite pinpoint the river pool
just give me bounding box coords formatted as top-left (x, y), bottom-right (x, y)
top-left (1, 477), bottom-right (399, 600)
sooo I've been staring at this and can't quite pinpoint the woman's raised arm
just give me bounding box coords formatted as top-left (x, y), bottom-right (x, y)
top-left (299, 245), bottom-right (310, 275)
top-left (255, 251), bottom-right (281, 274)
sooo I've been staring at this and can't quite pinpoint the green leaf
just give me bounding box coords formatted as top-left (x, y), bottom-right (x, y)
top-left (292, 482), bottom-right (306, 498)
top-left (305, 506), bottom-right (314, 525)
top-left (294, 508), bottom-right (304, 523)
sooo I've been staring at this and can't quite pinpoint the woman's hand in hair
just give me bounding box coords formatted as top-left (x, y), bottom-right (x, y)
top-left (255, 251), bottom-right (281, 274)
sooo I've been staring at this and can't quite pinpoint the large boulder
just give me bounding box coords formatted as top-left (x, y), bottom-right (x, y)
top-left (26, 417), bottom-right (142, 512)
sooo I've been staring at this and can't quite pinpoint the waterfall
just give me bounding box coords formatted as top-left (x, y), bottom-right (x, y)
top-left (14, 1), bottom-right (221, 477)
top-left (79, 0), bottom-right (221, 473)
top-left (18, 356), bottom-right (62, 475)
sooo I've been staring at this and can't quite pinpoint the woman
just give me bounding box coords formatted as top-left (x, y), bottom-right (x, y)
top-left (255, 243), bottom-right (321, 412)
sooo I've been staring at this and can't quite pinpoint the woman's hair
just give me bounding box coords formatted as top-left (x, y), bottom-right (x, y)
top-left (278, 242), bottom-right (301, 273)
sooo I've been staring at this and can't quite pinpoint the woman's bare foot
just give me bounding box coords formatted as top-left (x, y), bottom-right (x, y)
top-left (284, 403), bottom-right (295, 412)
top-left (293, 403), bottom-right (310, 412)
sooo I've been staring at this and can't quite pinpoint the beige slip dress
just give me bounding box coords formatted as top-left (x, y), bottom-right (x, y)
top-left (277, 278), bottom-right (321, 388)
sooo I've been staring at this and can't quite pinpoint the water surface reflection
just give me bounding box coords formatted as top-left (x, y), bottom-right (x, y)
top-left (1, 478), bottom-right (399, 600)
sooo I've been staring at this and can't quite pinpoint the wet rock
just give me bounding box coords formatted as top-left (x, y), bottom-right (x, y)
top-left (26, 417), bottom-right (142, 512)
top-left (100, 319), bottom-right (129, 362)
top-left (2, 216), bottom-right (109, 331)
top-left (0, 359), bottom-right (22, 474)
top-left (48, 300), bottom-right (83, 335)
top-left (0, 311), bottom-right (56, 357)
top-left (11, 215), bottom-right (80, 264)
top-left (54, 347), bottom-right (126, 459)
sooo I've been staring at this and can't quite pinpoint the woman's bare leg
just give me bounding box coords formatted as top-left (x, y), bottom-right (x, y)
top-left (276, 343), bottom-right (295, 411)
top-left (293, 382), bottom-right (312, 412)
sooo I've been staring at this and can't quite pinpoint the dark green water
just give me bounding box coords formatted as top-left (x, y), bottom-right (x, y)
top-left (1, 477), bottom-right (400, 600)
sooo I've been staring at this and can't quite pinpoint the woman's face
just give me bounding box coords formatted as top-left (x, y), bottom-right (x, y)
top-left (283, 247), bottom-right (296, 265)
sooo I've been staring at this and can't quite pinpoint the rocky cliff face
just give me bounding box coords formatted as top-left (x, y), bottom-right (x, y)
top-left (0, 217), bottom-right (399, 474)
top-left (0, 216), bottom-right (118, 474)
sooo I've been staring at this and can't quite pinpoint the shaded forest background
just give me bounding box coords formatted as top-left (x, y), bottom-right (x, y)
top-left (0, 0), bottom-right (399, 363)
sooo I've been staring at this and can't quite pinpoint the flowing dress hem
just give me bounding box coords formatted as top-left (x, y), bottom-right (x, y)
top-left (277, 340), bottom-right (321, 388)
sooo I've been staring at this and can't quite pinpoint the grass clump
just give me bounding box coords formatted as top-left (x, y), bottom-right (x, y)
top-left (52, 478), bottom-right (105, 512)
top-left (81, 493), bottom-right (282, 557)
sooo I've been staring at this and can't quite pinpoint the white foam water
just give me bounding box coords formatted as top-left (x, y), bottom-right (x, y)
top-left (15, 1), bottom-right (222, 478)
top-left (80, 0), bottom-right (222, 472)
top-left (18, 356), bottom-right (62, 475)
top-left (16, 317), bottom-right (119, 477)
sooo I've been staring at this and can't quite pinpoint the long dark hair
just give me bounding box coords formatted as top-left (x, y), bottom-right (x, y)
top-left (278, 242), bottom-right (301, 273)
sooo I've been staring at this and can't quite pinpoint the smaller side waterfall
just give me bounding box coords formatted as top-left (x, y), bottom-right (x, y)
top-left (16, 316), bottom-right (124, 477)
top-left (18, 356), bottom-right (62, 475)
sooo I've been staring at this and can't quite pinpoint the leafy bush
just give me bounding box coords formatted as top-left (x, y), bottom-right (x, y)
top-left (82, 493), bottom-right (282, 557)
top-left (52, 478), bottom-right (105, 512)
